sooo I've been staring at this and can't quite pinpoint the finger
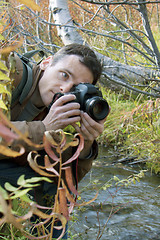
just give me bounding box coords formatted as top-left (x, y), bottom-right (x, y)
top-left (51, 102), bottom-right (80, 117)
top-left (62, 102), bottom-right (80, 113)
top-left (81, 124), bottom-right (94, 140)
top-left (61, 108), bottom-right (81, 118)
top-left (81, 112), bottom-right (104, 136)
top-left (60, 116), bottom-right (81, 126)
top-left (49, 103), bottom-right (80, 121)
top-left (79, 114), bottom-right (97, 140)
top-left (52, 94), bottom-right (77, 107)
top-left (71, 123), bottom-right (81, 133)
top-left (45, 107), bottom-right (81, 131)
top-left (72, 120), bottom-right (94, 141)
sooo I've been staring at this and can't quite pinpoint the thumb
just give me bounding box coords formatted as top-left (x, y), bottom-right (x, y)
top-left (71, 123), bottom-right (81, 133)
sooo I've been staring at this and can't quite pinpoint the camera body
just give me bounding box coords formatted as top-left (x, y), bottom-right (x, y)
top-left (49, 83), bottom-right (109, 121)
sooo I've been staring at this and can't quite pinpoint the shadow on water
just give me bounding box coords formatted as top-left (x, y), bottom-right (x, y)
top-left (69, 146), bottom-right (160, 240)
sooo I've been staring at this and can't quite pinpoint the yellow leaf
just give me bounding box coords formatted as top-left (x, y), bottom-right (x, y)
top-left (0, 37), bottom-right (24, 54)
top-left (0, 99), bottom-right (7, 110)
top-left (0, 70), bottom-right (10, 81)
top-left (76, 191), bottom-right (99, 207)
top-left (0, 145), bottom-right (25, 157)
top-left (0, 84), bottom-right (11, 95)
top-left (27, 152), bottom-right (55, 177)
top-left (0, 60), bottom-right (9, 72)
top-left (17, 0), bottom-right (41, 12)
top-left (132, 179), bottom-right (136, 184)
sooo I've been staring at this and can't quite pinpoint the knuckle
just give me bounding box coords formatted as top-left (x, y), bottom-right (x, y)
top-left (90, 122), bottom-right (95, 128)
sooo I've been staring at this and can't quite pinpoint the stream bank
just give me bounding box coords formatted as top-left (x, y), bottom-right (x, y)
top-left (69, 146), bottom-right (160, 240)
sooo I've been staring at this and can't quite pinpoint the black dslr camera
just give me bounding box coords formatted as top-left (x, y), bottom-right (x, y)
top-left (49, 83), bottom-right (109, 121)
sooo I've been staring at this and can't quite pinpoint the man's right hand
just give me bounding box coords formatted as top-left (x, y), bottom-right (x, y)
top-left (42, 94), bottom-right (80, 131)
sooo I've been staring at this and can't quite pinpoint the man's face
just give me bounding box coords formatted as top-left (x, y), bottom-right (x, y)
top-left (39, 55), bottom-right (94, 106)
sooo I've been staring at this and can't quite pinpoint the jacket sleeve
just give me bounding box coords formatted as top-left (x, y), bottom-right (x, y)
top-left (0, 120), bottom-right (46, 163)
top-left (11, 120), bottom-right (46, 152)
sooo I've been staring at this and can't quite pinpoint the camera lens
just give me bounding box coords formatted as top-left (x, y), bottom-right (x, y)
top-left (85, 97), bottom-right (109, 121)
top-left (92, 102), bottom-right (104, 116)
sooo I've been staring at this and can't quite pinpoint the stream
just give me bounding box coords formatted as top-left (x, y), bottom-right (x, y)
top-left (69, 146), bottom-right (160, 240)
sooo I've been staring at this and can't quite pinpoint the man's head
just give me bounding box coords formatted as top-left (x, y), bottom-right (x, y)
top-left (39, 44), bottom-right (102, 107)
top-left (51, 44), bottom-right (102, 85)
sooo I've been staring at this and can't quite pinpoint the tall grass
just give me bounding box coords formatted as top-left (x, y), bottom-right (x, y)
top-left (98, 86), bottom-right (160, 174)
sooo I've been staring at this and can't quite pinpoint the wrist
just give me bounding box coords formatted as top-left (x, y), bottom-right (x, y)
top-left (79, 140), bottom-right (93, 159)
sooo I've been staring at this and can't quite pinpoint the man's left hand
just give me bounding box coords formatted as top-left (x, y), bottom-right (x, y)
top-left (72, 111), bottom-right (107, 159)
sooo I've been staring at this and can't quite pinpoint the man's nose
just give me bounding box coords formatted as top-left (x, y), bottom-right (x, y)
top-left (60, 82), bottom-right (74, 93)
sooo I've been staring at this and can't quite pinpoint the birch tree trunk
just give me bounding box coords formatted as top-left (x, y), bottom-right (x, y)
top-left (49, 0), bottom-right (160, 97)
top-left (49, 0), bottom-right (84, 45)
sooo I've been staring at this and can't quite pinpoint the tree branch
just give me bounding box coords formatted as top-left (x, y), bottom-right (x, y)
top-left (102, 71), bottom-right (160, 98)
top-left (80, 0), bottom-right (160, 6)
top-left (137, 0), bottom-right (160, 67)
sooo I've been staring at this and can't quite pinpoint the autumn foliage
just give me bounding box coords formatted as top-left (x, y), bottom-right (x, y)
top-left (0, 109), bottom-right (98, 239)
top-left (0, 1), bottom-right (88, 239)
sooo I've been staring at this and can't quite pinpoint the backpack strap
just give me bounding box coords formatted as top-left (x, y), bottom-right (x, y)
top-left (19, 62), bottom-right (33, 104)
top-left (11, 64), bottom-right (44, 121)
top-left (11, 50), bottom-right (45, 106)
top-left (21, 50), bottom-right (45, 67)
top-left (11, 60), bottom-right (28, 105)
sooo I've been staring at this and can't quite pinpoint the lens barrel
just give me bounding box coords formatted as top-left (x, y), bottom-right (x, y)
top-left (85, 97), bottom-right (109, 121)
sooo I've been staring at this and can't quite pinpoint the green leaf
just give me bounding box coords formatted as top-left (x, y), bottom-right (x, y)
top-left (10, 188), bottom-right (32, 199)
top-left (102, 183), bottom-right (112, 190)
top-left (40, 177), bottom-right (53, 183)
top-left (0, 186), bottom-right (8, 199)
top-left (135, 177), bottom-right (140, 182)
top-left (132, 179), bottom-right (136, 184)
top-left (4, 182), bottom-right (18, 192)
top-left (17, 174), bottom-right (26, 186)
top-left (26, 176), bottom-right (52, 184)
top-left (23, 183), bottom-right (40, 188)
top-left (113, 176), bottom-right (120, 182)
top-left (20, 194), bottom-right (33, 203)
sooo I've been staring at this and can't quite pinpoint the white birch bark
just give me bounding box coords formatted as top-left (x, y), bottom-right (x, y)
top-left (49, 0), bottom-right (84, 45)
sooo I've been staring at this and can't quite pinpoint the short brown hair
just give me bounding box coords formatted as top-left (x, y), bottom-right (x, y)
top-left (52, 44), bottom-right (102, 85)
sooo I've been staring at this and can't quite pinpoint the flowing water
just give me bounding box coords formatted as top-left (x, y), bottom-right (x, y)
top-left (69, 146), bottom-right (160, 240)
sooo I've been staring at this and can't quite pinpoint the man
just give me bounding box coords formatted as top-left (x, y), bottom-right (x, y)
top-left (0, 44), bottom-right (106, 238)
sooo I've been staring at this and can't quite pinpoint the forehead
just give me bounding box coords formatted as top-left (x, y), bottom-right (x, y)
top-left (54, 55), bottom-right (93, 78)
top-left (53, 55), bottom-right (82, 67)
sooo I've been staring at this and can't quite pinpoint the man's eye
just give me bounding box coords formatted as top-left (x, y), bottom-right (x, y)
top-left (60, 72), bottom-right (68, 79)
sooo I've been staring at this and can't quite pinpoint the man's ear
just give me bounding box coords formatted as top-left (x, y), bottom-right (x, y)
top-left (40, 56), bottom-right (53, 70)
